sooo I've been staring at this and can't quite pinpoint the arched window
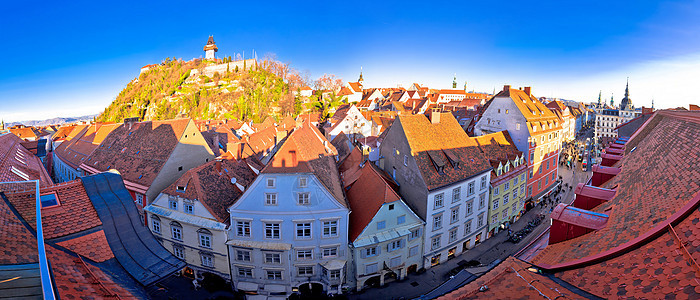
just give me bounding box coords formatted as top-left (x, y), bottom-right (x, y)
top-left (171, 221), bottom-right (183, 241)
top-left (151, 215), bottom-right (161, 234)
top-left (197, 228), bottom-right (212, 248)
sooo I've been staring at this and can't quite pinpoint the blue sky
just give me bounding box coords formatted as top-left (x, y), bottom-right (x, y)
top-left (2, 1), bottom-right (700, 122)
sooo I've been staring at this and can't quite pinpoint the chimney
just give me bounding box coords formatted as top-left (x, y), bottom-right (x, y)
top-left (524, 87), bottom-right (531, 96)
top-left (123, 117), bottom-right (139, 130)
top-left (213, 134), bottom-right (220, 156)
top-left (431, 108), bottom-right (441, 124)
top-left (503, 85), bottom-right (511, 92)
top-left (215, 159), bottom-right (222, 173)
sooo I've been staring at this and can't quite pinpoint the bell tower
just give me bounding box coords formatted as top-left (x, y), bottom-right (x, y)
top-left (204, 36), bottom-right (218, 60)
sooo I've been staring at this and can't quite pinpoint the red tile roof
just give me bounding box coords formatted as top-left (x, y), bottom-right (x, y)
top-left (51, 125), bottom-right (77, 141)
top-left (4, 180), bottom-right (103, 240)
top-left (472, 131), bottom-right (524, 178)
top-left (53, 123), bottom-right (119, 169)
top-left (440, 257), bottom-right (587, 300)
top-left (344, 157), bottom-right (401, 242)
top-left (162, 158), bottom-right (259, 224)
top-left (532, 111), bottom-right (700, 267)
top-left (495, 87), bottom-right (562, 132)
top-left (0, 188), bottom-right (138, 298)
top-left (264, 122), bottom-right (345, 205)
top-left (0, 133), bottom-right (52, 186)
top-left (10, 127), bottom-right (39, 140)
top-left (246, 125), bottom-right (278, 157)
top-left (55, 230), bottom-right (115, 262)
top-left (82, 118), bottom-right (193, 187)
top-left (331, 132), bottom-right (353, 163)
top-left (398, 113), bottom-right (492, 190)
top-left (348, 82), bottom-right (362, 93)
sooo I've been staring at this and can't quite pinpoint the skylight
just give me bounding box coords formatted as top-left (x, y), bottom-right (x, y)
top-left (40, 194), bottom-right (59, 208)
top-left (10, 166), bottom-right (29, 180)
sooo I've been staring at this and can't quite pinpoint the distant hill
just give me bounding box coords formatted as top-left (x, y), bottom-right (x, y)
top-left (97, 57), bottom-right (310, 123)
top-left (9, 114), bottom-right (98, 127)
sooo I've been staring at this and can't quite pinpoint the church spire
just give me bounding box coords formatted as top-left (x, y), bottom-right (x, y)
top-left (598, 90), bottom-right (602, 108)
top-left (624, 77), bottom-right (630, 99)
top-left (610, 93), bottom-right (614, 107)
top-left (452, 73), bottom-right (457, 89)
top-left (358, 66), bottom-right (364, 86)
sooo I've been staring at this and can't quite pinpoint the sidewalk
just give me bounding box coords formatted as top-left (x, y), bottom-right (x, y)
top-left (347, 164), bottom-right (592, 300)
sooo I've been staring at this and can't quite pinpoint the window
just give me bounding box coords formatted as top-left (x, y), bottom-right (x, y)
top-left (505, 182), bottom-right (510, 190)
top-left (451, 207), bottom-right (459, 223)
top-left (299, 177), bottom-right (308, 188)
top-left (388, 239), bottom-right (403, 252)
top-left (201, 254), bottom-right (214, 267)
top-left (530, 152), bottom-right (535, 162)
top-left (465, 221), bottom-right (472, 235)
top-left (180, 202), bottom-right (192, 215)
top-left (403, 155), bottom-right (408, 166)
top-left (512, 204), bottom-right (518, 215)
top-left (409, 245), bottom-right (419, 257)
top-left (409, 228), bottom-right (421, 240)
top-left (236, 250), bottom-right (251, 262)
top-left (433, 215), bottom-right (443, 230)
top-left (178, 166), bottom-right (183, 172)
top-left (236, 221), bottom-right (251, 237)
top-left (468, 182), bottom-right (475, 195)
top-left (323, 220), bottom-right (338, 237)
top-left (296, 223), bottom-right (312, 239)
top-left (198, 229), bottom-right (212, 248)
top-left (377, 221), bottom-right (386, 230)
top-left (169, 198), bottom-right (178, 210)
top-left (503, 194), bottom-right (509, 205)
top-left (329, 269), bottom-right (341, 280)
top-left (493, 198), bottom-right (499, 209)
top-left (266, 178), bottom-right (275, 188)
top-left (173, 245), bottom-right (185, 259)
top-left (135, 193), bottom-right (144, 206)
top-left (294, 249), bottom-right (313, 261)
top-left (502, 210), bottom-right (509, 221)
top-left (297, 193), bottom-right (310, 205)
top-left (265, 223), bottom-right (281, 239)
top-left (265, 252), bottom-right (282, 264)
top-left (514, 176), bottom-right (519, 185)
top-left (516, 123), bottom-right (521, 130)
top-left (171, 222), bottom-right (182, 241)
top-left (431, 236), bottom-right (441, 250)
top-left (478, 193), bottom-right (486, 209)
top-left (151, 216), bottom-right (161, 234)
top-left (390, 256), bottom-right (402, 268)
top-left (477, 214), bottom-right (484, 227)
top-left (365, 247), bottom-right (377, 257)
top-left (491, 214), bottom-right (498, 224)
top-left (466, 200), bottom-right (473, 216)
top-left (365, 263), bottom-right (378, 274)
top-left (238, 267), bottom-right (253, 278)
top-left (545, 176), bottom-right (549, 185)
top-left (298, 266), bottom-right (314, 276)
top-left (265, 193), bottom-right (277, 205)
top-left (452, 187), bottom-right (461, 202)
top-left (322, 247), bottom-right (338, 257)
top-left (552, 172), bottom-right (556, 181)
top-left (434, 193), bottom-right (444, 208)
top-left (494, 187), bottom-right (499, 195)
top-left (266, 270), bottom-right (283, 280)
top-left (481, 177), bottom-right (487, 190)
top-left (449, 228), bottom-right (458, 243)
top-left (513, 189), bottom-right (518, 199)
top-left (528, 186), bottom-right (533, 196)
top-left (393, 215), bottom-right (405, 226)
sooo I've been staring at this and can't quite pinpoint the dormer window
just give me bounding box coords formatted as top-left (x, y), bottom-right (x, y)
top-left (505, 164), bottom-right (510, 173)
top-left (497, 165), bottom-right (502, 176)
top-left (428, 150), bottom-right (446, 174)
top-left (176, 185), bottom-right (186, 192)
top-left (442, 149), bottom-right (460, 169)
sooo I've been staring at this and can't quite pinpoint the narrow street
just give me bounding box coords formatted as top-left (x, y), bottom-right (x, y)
top-left (347, 126), bottom-right (596, 300)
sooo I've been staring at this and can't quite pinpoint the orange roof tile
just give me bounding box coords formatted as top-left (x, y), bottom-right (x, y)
top-left (398, 113), bottom-right (492, 190)
top-left (0, 133), bottom-right (52, 186)
top-left (264, 122), bottom-right (345, 205)
top-left (56, 230), bottom-right (115, 262)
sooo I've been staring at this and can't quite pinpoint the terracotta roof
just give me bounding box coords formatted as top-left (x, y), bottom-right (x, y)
top-left (438, 89), bottom-right (467, 95)
top-left (496, 87), bottom-right (562, 126)
top-left (83, 119), bottom-right (192, 187)
top-left (246, 125), bottom-right (278, 157)
top-left (162, 158), bottom-right (258, 224)
top-left (252, 116), bottom-right (277, 132)
top-left (532, 111), bottom-right (700, 266)
top-left (277, 116), bottom-right (297, 132)
top-left (338, 86), bottom-right (354, 96)
top-left (10, 127), bottom-right (39, 140)
top-left (296, 112), bottom-right (323, 124)
top-left (331, 132), bottom-right (353, 163)
top-left (0, 188), bottom-right (139, 298)
top-left (344, 158), bottom-right (401, 242)
top-left (263, 122), bottom-right (345, 205)
top-left (440, 257), bottom-right (588, 300)
top-left (52, 125), bottom-right (77, 141)
top-left (331, 104), bottom-right (352, 122)
top-left (55, 230), bottom-right (115, 262)
top-left (53, 123), bottom-right (119, 169)
top-left (300, 86), bottom-right (312, 91)
top-left (0, 133), bottom-right (52, 186)
top-left (473, 131), bottom-right (524, 177)
top-left (348, 82), bottom-right (362, 93)
top-left (398, 113), bottom-right (492, 190)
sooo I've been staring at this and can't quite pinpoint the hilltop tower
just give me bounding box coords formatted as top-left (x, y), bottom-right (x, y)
top-left (620, 78), bottom-right (633, 111)
top-left (204, 36), bottom-right (218, 60)
top-left (358, 67), bottom-right (364, 87)
top-left (452, 74), bottom-right (457, 88)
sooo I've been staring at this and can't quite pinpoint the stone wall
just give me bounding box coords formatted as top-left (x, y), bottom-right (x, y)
top-left (189, 59), bottom-right (258, 78)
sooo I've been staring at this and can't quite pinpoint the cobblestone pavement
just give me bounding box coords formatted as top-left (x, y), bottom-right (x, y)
top-left (348, 132), bottom-right (595, 300)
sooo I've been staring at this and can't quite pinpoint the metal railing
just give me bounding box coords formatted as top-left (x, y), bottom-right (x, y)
top-left (0, 180), bottom-right (57, 300)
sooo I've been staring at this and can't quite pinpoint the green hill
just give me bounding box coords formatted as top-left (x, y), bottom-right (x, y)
top-left (98, 58), bottom-right (307, 123)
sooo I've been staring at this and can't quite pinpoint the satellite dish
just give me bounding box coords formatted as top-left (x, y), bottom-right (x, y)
top-left (231, 177), bottom-right (237, 185)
